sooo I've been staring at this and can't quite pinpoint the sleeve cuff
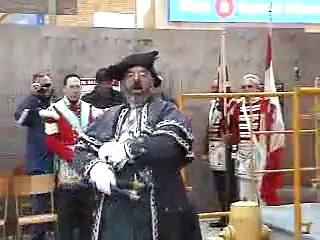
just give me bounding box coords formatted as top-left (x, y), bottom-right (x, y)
top-left (124, 141), bottom-right (135, 160)
top-left (123, 138), bottom-right (148, 160)
top-left (84, 159), bottom-right (107, 176)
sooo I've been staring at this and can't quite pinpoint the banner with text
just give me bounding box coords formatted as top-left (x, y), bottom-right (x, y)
top-left (169, 0), bottom-right (320, 24)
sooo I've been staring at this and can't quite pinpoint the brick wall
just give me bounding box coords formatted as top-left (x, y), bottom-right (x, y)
top-left (56, 0), bottom-right (135, 27)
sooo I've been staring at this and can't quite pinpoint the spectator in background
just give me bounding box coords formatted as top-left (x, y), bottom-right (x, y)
top-left (82, 67), bottom-right (125, 109)
top-left (151, 73), bottom-right (179, 106)
top-left (14, 72), bottom-right (55, 240)
top-left (45, 73), bottom-right (103, 240)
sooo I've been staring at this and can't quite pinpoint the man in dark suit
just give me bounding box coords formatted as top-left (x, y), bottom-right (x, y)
top-left (82, 67), bottom-right (125, 109)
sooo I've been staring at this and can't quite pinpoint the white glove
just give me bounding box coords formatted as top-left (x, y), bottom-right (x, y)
top-left (39, 109), bottom-right (60, 120)
top-left (98, 141), bottom-right (128, 167)
top-left (98, 141), bottom-right (114, 161)
top-left (89, 162), bottom-right (116, 195)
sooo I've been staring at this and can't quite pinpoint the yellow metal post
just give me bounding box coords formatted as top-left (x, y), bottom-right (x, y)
top-left (182, 91), bottom-right (294, 99)
top-left (300, 87), bottom-right (320, 95)
top-left (293, 87), bottom-right (302, 240)
top-left (180, 89), bottom-right (320, 240)
top-left (230, 201), bottom-right (262, 240)
top-left (314, 78), bottom-right (320, 188)
top-left (177, 94), bottom-right (185, 112)
top-left (198, 211), bottom-right (230, 220)
top-left (211, 201), bottom-right (271, 240)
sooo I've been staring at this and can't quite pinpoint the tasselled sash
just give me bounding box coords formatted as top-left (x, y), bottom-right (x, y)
top-left (54, 99), bottom-right (91, 131)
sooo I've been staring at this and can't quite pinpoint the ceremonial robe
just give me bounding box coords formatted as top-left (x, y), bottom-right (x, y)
top-left (72, 97), bottom-right (202, 240)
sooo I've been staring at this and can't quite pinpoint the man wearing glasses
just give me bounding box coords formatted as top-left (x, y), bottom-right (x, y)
top-left (240, 74), bottom-right (263, 92)
top-left (232, 74), bottom-right (265, 202)
top-left (72, 51), bottom-right (202, 240)
top-left (14, 72), bottom-right (55, 240)
top-left (235, 73), bottom-right (283, 205)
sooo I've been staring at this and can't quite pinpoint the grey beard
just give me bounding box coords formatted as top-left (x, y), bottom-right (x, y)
top-left (126, 95), bottom-right (149, 108)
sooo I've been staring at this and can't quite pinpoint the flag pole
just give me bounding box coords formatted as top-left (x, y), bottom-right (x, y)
top-left (268, 2), bottom-right (273, 37)
top-left (220, 28), bottom-right (226, 94)
top-left (255, 2), bottom-right (275, 205)
top-left (253, 1), bottom-right (274, 205)
top-left (221, 26), bottom-right (230, 225)
top-left (220, 26), bottom-right (236, 221)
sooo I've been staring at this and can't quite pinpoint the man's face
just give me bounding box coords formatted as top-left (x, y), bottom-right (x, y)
top-left (97, 80), bottom-right (113, 93)
top-left (211, 80), bottom-right (219, 93)
top-left (63, 77), bottom-right (81, 102)
top-left (111, 79), bottom-right (121, 92)
top-left (240, 83), bottom-right (260, 92)
top-left (35, 75), bottom-right (53, 98)
top-left (124, 66), bottom-right (153, 97)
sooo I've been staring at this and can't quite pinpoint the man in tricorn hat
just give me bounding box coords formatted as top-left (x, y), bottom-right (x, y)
top-left (72, 51), bottom-right (202, 240)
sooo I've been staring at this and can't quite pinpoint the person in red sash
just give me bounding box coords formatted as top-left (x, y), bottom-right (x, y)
top-left (44, 73), bottom-right (103, 240)
top-left (232, 74), bottom-right (263, 201)
top-left (207, 79), bottom-right (239, 227)
top-left (228, 73), bottom-right (282, 204)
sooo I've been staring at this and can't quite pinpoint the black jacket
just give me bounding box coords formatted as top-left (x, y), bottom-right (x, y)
top-left (14, 95), bottom-right (54, 173)
top-left (82, 87), bottom-right (125, 109)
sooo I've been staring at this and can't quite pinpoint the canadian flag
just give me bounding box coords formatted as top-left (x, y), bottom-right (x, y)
top-left (260, 32), bottom-right (286, 205)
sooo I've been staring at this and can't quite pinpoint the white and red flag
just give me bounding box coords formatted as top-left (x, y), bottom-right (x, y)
top-left (260, 32), bottom-right (286, 205)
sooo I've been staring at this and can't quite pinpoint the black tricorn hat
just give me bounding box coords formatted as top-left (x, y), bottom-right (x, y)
top-left (119, 50), bottom-right (159, 70)
top-left (110, 51), bottom-right (162, 86)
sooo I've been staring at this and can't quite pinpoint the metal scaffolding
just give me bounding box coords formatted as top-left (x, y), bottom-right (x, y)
top-left (178, 86), bottom-right (320, 240)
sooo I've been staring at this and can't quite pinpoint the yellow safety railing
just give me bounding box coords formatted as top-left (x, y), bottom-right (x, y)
top-left (293, 87), bottom-right (302, 240)
top-left (293, 87), bottom-right (320, 240)
top-left (178, 87), bottom-right (320, 240)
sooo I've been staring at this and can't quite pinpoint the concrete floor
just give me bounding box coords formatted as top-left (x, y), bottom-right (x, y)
top-left (200, 222), bottom-right (221, 239)
top-left (198, 186), bottom-right (320, 240)
top-left (200, 222), bottom-right (293, 240)
top-left (6, 225), bottom-right (220, 240)
top-left (7, 189), bottom-right (319, 240)
top-left (200, 222), bottom-right (297, 240)
top-left (4, 223), bottom-right (298, 240)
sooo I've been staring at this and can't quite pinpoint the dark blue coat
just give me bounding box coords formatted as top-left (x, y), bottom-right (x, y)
top-left (73, 97), bottom-right (202, 240)
top-left (14, 94), bottom-right (53, 174)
